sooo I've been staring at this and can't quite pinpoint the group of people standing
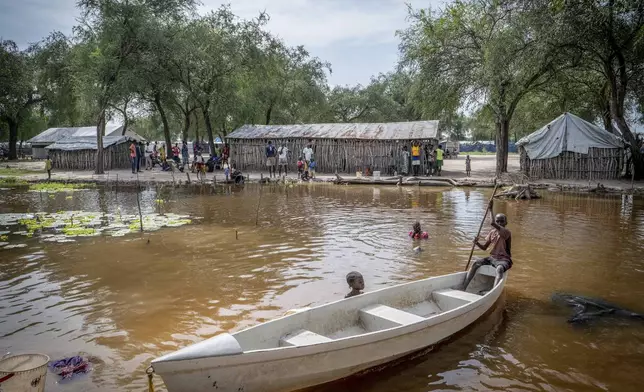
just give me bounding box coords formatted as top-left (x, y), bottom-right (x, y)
top-left (265, 141), bottom-right (316, 180)
top-left (400, 143), bottom-right (444, 177)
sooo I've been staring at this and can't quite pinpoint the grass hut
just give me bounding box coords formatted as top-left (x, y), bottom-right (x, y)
top-left (226, 121), bottom-right (440, 174)
top-left (46, 136), bottom-right (134, 170)
top-left (516, 113), bottom-right (624, 180)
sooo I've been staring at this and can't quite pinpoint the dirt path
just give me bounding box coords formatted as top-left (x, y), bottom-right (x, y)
top-left (2, 154), bottom-right (642, 194)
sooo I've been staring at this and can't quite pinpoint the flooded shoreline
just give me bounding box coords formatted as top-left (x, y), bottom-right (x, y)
top-left (1, 185), bottom-right (643, 391)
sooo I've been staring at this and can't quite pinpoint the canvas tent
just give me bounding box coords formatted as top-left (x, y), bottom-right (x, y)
top-left (226, 121), bottom-right (440, 174)
top-left (28, 125), bottom-right (145, 158)
top-left (517, 112), bottom-right (624, 180)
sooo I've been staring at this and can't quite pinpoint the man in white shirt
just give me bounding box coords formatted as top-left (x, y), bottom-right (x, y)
top-left (303, 143), bottom-right (314, 166)
top-left (278, 145), bottom-right (289, 176)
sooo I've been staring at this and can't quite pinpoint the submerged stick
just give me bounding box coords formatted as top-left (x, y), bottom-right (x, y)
top-left (136, 172), bottom-right (144, 232)
top-left (465, 179), bottom-right (499, 271)
top-left (255, 185), bottom-right (263, 226)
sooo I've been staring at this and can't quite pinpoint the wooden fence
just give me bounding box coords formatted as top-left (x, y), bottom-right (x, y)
top-left (519, 146), bottom-right (623, 180)
top-left (228, 138), bottom-right (438, 174)
top-left (49, 143), bottom-right (132, 171)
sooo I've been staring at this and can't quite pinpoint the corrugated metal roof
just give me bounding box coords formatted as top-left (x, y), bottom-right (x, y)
top-left (226, 121), bottom-right (440, 140)
top-left (45, 136), bottom-right (132, 151)
top-left (29, 125), bottom-right (123, 144)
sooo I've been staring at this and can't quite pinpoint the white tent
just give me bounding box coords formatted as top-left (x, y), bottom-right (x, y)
top-left (516, 112), bottom-right (623, 160)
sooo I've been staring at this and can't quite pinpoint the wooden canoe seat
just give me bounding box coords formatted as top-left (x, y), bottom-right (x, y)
top-left (433, 289), bottom-right (482, 311)
top-left (280, 329), bottom-right (333, 347)
top-left (477, 265), bottom-right (498, 277)
top-left (359, 304), bottom-right (425, 331)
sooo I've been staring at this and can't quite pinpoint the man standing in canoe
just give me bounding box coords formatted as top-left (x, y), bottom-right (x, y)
top-left (464, 199), bottom-right (512, 289)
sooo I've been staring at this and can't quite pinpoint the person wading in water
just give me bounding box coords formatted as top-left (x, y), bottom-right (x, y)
top-left (463, 199), bottom-right (512, 289)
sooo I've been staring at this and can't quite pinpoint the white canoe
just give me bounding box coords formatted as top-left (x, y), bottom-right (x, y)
top-left (152, 265), bottom-right (506, 392)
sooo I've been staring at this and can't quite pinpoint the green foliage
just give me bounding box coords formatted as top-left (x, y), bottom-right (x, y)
top-left (29, 182), bottom-right (95, 192)
top-left (0, 176), bottom-right (29, 185)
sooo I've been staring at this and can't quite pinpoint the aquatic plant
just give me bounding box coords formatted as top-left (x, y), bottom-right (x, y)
top-left (29, 182), bottom-right (96, 193)
top-left (62, 226), bottom-right (97, 236)
top-left (0, 211), bottom-right (196, 249)
top-left (0, 177), bottom-right (28, 186)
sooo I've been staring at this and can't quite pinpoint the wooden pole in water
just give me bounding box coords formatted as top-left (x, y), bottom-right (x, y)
top-left (255, 185), bottom-right (262, 226)
top-left (464, 179), bottom-right (499, 271)
top-left (235, 230), bottom-right (238, 240)
top-left (136, 172), bottom-right (144, 232)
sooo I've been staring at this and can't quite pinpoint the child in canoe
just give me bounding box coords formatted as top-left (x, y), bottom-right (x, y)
top-left (409, 222), bottom-right (429, 239)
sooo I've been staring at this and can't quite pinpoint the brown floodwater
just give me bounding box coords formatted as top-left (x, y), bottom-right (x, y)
top-left (1, 184), bottom-right (644, 392)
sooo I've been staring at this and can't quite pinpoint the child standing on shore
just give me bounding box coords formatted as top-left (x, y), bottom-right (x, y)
top-left (297, 157), bottom-right (304, 177)
top-left (465, 155), bottom-right (471, 177)
top-left (45, 155), bottom-right (53, 180)
top-left (309, 159), bottom-right (317, 178)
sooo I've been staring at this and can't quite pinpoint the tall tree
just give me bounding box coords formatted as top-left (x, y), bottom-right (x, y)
top-left (553, 0), bottom-right (644, 178)
top-left (173, 6), bottom-right (267, 153)
top-left (0, 40), bottom-right (42, 159)
top-left (399, 1), bottom-right (575, 174)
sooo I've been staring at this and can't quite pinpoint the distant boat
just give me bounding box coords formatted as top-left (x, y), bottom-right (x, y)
top-left (151, 265), bottom-right (506, 392)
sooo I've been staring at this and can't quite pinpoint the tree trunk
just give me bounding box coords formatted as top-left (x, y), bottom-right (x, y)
top-left (495, 117), bottom-right (509, 174)
top-left (95, 111), bottom-right (106, 174)
top-left (122, 111), bottom-right (129, 135)
top-left (614, 115), bottom-right (644, 179)
top-left (8, 119), bottom-right (18, 160)
top-left (154, 93), bottom-right (173, 159)
top-left (265, 103), bottom-right (273, 125)
top-left (182, 111), bottom-right (190, 143)
top-left (202, 108), bottom-right (216, 154)
top-left (193, 110), bottom-right (200, 142)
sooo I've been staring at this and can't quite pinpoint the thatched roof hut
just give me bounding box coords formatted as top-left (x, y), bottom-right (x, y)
top-left (46, 136), bottom-right (135, 170)
top-left (226, 121), bottom-right (440, 174)
top-left (516, 113), bottom-right (624, 180)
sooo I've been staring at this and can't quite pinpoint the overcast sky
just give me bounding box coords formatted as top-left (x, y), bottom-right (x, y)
top-left (0, 0), bottom-right (443, 86)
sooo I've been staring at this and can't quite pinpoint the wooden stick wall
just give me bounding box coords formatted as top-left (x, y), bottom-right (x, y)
top-left (49, 143), bottom-right (132, 171)
top-left (228, 138), bottom-right (438, 174)
top-left (519, 146), bottom-right (623, 180)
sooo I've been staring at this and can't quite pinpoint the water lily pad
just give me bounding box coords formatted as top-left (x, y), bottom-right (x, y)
top-left (1, 210), bottom-right (197, 242)
top-left (3, 244), bottom-right (27, 249)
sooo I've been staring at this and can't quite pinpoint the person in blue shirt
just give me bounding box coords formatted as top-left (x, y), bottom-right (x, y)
top-left (266, 141), bottom-right (277, 178)
top-left (308, 158), bottom-right (317, 179)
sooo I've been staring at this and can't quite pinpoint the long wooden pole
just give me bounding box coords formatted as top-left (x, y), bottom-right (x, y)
top-left (465, 180), bottom-right (499, 271)
top-left (255, 184), bottom-right (263, 226)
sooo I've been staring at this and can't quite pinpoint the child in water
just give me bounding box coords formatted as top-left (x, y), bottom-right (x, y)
top-left (345, 271), bottom-right (365, 298)
top-left (409, 221), bottom-right (429, 239)
top-left (465, 154), bottom-right (471, 177)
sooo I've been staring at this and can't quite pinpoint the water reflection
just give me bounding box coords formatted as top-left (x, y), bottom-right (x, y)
top-left (0, 185), bottom-right (643, 391)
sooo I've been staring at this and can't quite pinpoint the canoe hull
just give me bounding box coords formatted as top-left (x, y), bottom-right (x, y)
top-left (154, 270), bottom-right (505, 392)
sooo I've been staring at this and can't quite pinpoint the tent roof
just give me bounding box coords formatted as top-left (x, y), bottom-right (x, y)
top-left (226, 121), bottom-right (439, 140)
top-left (45, 136), bottom-right (132, 151)
top-left (28, 125), bottom-right (146, 144)
top-left (516, 113), bottom-right (623, 160)
top-left (29, 125), bottom-right (123, 144)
